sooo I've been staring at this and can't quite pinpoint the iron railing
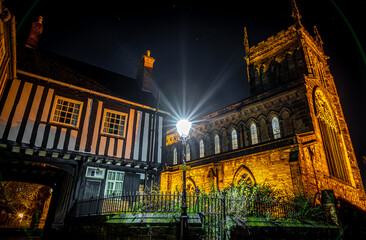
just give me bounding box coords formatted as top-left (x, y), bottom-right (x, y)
top-left (73, 190), bottom-right (326, 239)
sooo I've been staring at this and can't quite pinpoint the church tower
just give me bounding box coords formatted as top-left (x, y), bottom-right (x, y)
top-left (244, 0), bottom-right (365, 203)
top-left (161, 0), bottom-right (366, 211)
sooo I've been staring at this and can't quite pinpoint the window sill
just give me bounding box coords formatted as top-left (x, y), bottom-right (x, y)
top-left (100, 133), bottom-right (125, 140)
top-left (46, 121), bottom-right (80, 130)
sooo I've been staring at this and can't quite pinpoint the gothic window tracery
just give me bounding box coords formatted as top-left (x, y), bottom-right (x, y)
top-left (314, 89), bottom-right (349, 182)
top-left (232, 166), bottom-right (255, 185)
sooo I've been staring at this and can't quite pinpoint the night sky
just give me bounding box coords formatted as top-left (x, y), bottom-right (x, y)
top-left (5, 1), bottom-right (366, 163)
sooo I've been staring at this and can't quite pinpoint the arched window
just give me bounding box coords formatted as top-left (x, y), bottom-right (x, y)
top-left (314, 89), bottom-right (349, 182)
top-left (250, 123), bottom-right (258, 145)
top-left (272, 116), bottom-right (281, 139)
top-left (233, 166), bottom-right (256, 185)
top-left (232, 129), bottom-right (238, 150)
top-left (173, 147), bottom-right (177, 165)
top-left (214, 134), bottom-right (220, 154)
top-left (186, 144), bottom-right (191, 161)
top-left (199, 139), bottom-right (204, 158)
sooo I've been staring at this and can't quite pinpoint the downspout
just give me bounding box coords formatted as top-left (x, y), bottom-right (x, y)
top-left (10, 15), bottom-right (16, 79)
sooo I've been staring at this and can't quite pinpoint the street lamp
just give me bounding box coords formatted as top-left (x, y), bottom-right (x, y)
top-left (176, 119), bottom-right (191, 240)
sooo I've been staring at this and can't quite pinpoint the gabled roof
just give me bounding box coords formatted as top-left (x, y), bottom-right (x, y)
top-left (17, 47), bottom-right (158, 108)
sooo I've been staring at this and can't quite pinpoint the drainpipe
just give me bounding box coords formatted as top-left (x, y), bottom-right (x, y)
top-left (10, 15), bottom-right (16, 79)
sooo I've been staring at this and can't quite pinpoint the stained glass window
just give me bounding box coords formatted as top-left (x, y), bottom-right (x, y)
top-left (232, 129), bottom-right (238, 150)
top-left (186, 144), bottom-right (191, 161)
top-left (272, 117), bottom-right (281, 139)
top-left (199, 139), bottom-right (204, 158)
top-left (173, 147), bottom-right (177, 165)
top-left (214, 134), bottom-right (220, 154)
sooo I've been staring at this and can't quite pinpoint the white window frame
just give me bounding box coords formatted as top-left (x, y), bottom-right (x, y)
top-left (85, 166), bottom-right (105, 179)
top-left (104, 170), bottom-right (125, 197)
top-left (232, 129), bottom-right (238, 150)
top-left (50, 96), bottom-right (83, 128)
top-left (101, 109), bottom-right (128, 138)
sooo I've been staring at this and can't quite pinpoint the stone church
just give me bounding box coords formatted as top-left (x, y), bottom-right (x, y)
top-left (160, 1), bottom-right (366, 210)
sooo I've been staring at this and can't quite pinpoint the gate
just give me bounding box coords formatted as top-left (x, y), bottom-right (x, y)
top-left (196, 191), bottom-right (227, 240)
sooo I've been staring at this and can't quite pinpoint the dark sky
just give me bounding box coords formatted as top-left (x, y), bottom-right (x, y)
top-left (5, 0), bottom-right (366, 161)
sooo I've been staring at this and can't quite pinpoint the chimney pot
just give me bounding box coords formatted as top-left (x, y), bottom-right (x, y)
top-left (136, 50), bottom-right (155, 93)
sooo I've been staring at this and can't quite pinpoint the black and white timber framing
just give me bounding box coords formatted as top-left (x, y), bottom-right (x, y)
top-left (0, 43), bottom-right (169, 230)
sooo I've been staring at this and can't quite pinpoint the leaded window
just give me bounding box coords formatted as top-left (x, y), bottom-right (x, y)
top-left (102, 109), bottom-right (127, 137)
top-left (250, 123), bottom-right (258, 145)
top-left (314, 89), bottom-right (349, 182)
top-left (232, 129), bottom-right (238, 150)
top-left (51, 96), bottom-right (82, 127)
top-left (272, 116), bottom-right (281, 139)
top-left (214, 134), bottom-right (220, 154)
top-left (173, 147), bottom-right (177, 165)
top-left (199, 139), bottom-right (204, 158)
top-left (186, 144), bottom-right (191, 161)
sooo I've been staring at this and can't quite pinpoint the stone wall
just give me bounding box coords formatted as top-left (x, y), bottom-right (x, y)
top-left (161, 143), bottom-right (298, 195)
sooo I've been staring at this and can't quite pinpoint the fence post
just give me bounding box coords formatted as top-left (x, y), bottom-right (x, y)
top-left (195, 186), bottom-right (200, 212)
top-left (222, 190), bottom-right (227, 240)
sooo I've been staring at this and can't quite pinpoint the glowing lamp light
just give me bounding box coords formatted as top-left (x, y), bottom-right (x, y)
top-left (18, 213), bottom-right (24, 218)
top-left (176, 119), bottom-right (191, 140)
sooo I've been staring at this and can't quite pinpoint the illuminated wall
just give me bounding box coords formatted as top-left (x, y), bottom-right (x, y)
top-left (161, 9), bottom-right (366, 210)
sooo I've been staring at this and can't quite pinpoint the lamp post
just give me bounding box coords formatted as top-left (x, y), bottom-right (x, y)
top-left (176, 119), bottom-right (191, 240)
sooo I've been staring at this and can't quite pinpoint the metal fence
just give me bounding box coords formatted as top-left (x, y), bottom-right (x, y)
top-left (73, 190), bottom-right (325, 239)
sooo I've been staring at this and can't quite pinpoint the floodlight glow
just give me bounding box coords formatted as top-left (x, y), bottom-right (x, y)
top-left (176, 119), bottom-right (191, 139)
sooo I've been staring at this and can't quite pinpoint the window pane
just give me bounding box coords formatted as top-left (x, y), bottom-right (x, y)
top-left (52, 97), bottom-right (81, 126)
top-left (214, 134), bottom-right (220, 154)
top-left (232, 129), bottom-right (238, 150)
top-left (250, 123), bottom-right (258, 145)
top-left (102, 110), bottom-right (127, 137)
top-left (200, 140), bottom-right (204, 158)
top-left (272, 117), bottom-right (281, 139)
top-left (173, 148), bottom-right (177, 165)
top-left (105, 170), bottom-right (124, 197)
top-left (186, 144), bottom-right (191, 161)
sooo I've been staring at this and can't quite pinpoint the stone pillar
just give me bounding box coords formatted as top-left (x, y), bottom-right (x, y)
top-left (321, 189), bottom-right (342, 229)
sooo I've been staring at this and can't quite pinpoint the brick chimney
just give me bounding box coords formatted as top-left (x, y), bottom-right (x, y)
top-left (26, 16), bottom-right (43, 49)
top-left (136, 50), bottom-right (155, 93)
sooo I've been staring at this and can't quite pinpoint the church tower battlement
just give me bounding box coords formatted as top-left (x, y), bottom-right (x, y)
top-left (244, 0), bottom-right (335, 97)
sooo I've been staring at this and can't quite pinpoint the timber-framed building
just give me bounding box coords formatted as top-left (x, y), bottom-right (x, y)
top-left (0, 2), bottom-right (168, 231)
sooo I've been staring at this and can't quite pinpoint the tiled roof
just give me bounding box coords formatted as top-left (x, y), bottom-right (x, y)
top-left (17, 47), bottom-right (158, 108)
